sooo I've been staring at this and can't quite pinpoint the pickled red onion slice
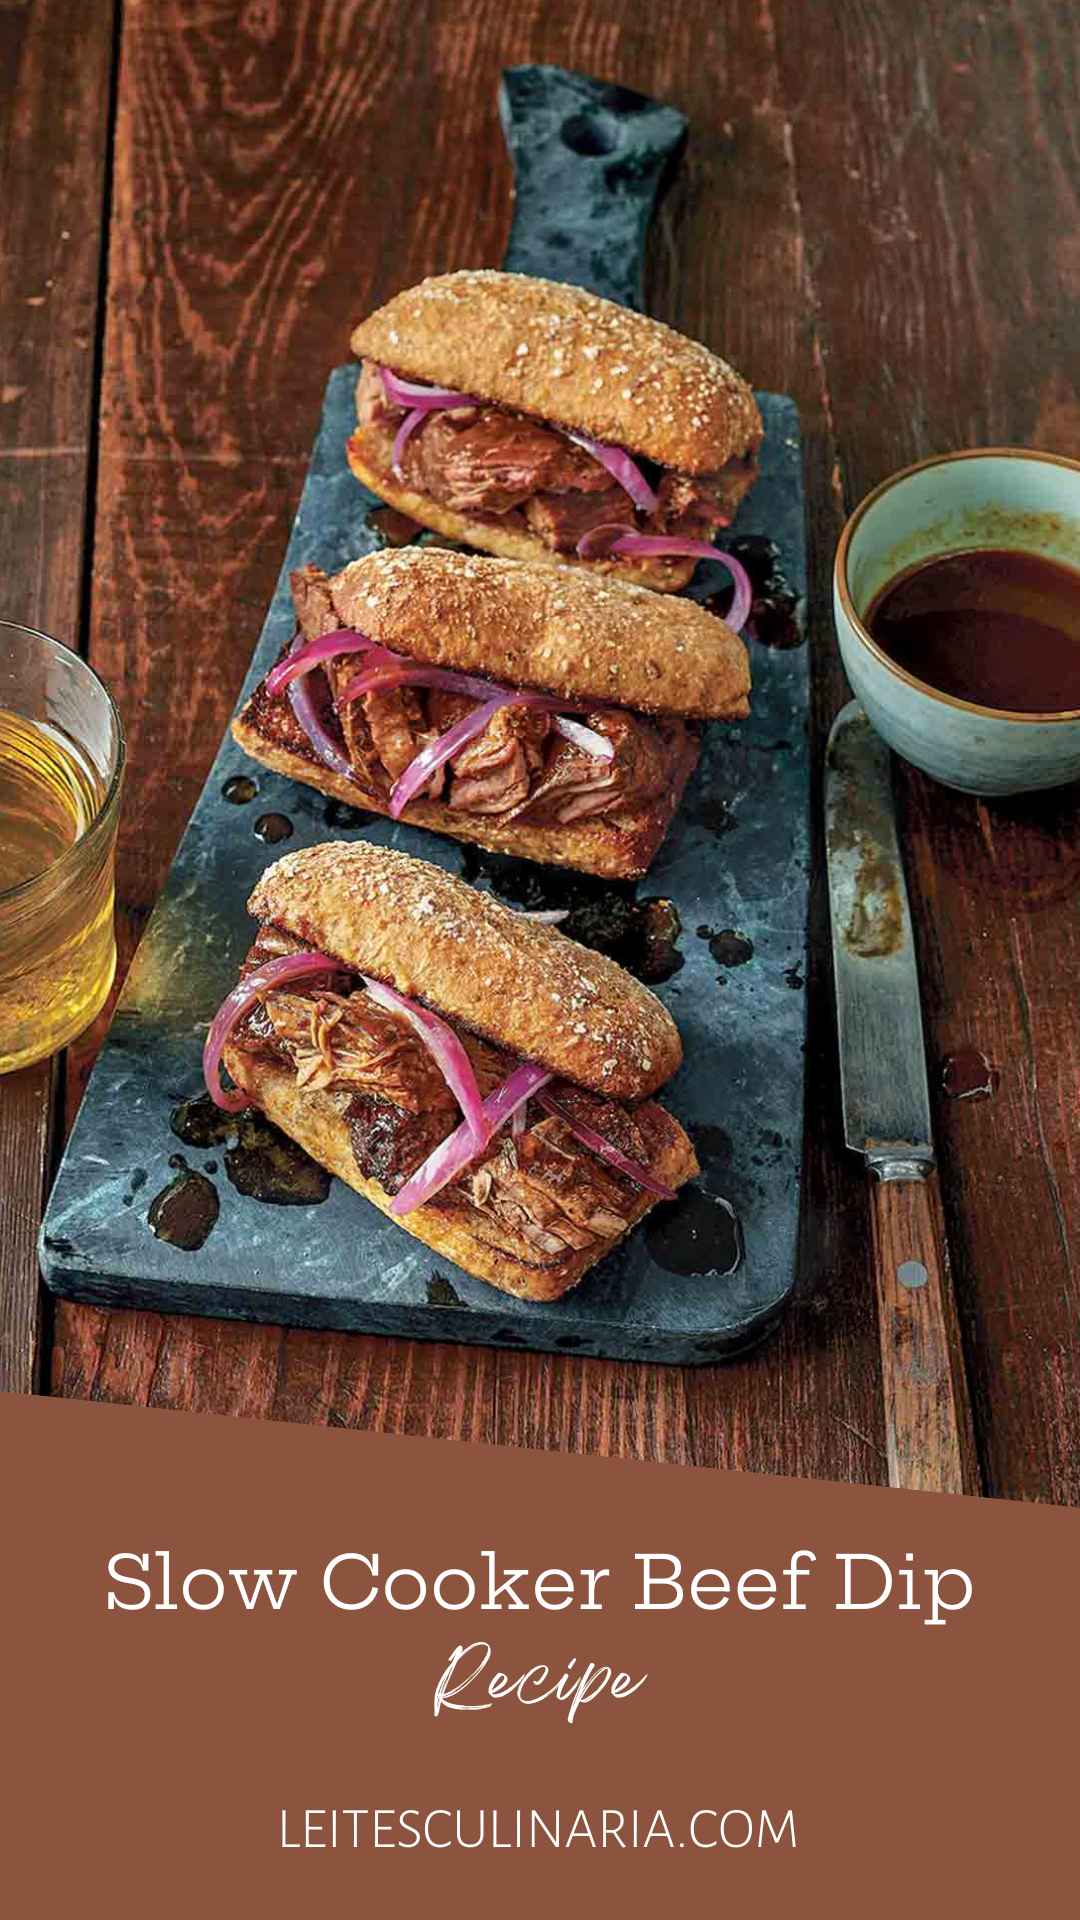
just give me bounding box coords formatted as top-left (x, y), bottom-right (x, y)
top-left (390, 1063), bottom-right (554, 1217)
top-left (576, 529), bottom-right (753, 634)
top-left (388, 694), bottom-right (515, 818)
top-left (536, 1090), bottom-right (676, 1199)
top-left (203, 950), bottom-right (344, 1112)
top-left (273, 631), bottom-right (359, 785)
top-left (391, 407), bottom-right (427, 477)
top-left (288, 666), bottom-right (355, 785)
top-left (340, 660), bottom-right (506, 706)
top-left (360, 975), bottom-right (489, 1147)
top-left (266, 628), bottom-right (381, 698)
top-left (377, 366), bottom-right (482, 477)
top-left (564, 430), bottom-right (659, 513)
top-left (379, 366), bottom-right (480, 411)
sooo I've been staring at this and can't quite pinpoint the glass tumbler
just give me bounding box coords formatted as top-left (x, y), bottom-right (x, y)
top-left (0, 622), bottom-right (125, 1073)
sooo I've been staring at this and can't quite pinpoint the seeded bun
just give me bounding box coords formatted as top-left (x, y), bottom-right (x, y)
top-left (350, 270), bottom-right (763, 475)
top-left (247, 841), bottom-right (683, 1100)
top-left (328, 547), bottom-right (749, 721)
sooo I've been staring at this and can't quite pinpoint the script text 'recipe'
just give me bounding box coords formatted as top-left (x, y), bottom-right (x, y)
top-left (105, 1549), bottom-right (973, 1627)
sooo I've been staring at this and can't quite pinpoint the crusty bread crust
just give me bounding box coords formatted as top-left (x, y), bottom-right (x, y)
top-left (221, 1045), bottom-right (698, 1302)
top-left (230, 702), bottom-right (700, 881)
top-left (346, 434), bottom-right (696, 594)
top-left (247, 841), bottom-right (682, 1100)
top-left (327, 545), bottom-right (750, 721)
top-left (350, 271), bottom-right (763, 475)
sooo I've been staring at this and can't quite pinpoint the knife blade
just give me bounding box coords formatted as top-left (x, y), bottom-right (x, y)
top-left (824, 700), bottom-right (934, 1177)
top-left (824, 700), bottom-right (977, 1495)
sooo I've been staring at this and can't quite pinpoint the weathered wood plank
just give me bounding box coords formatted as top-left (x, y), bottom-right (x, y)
top-left (0, 0), bottom-right (118, 1394)
top-left (773, 0), bottom-right (1080, 1502)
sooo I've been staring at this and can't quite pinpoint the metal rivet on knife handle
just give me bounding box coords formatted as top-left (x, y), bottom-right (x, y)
top-left (897, 1262), bottom-right (929, 1290)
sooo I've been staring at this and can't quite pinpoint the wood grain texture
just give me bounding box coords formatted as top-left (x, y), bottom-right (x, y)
top-left (32, 0), bottom-right (1080, 1501)
top-left (0, 0), bottom-right (118, 1393)
top-left (869, 1173), bottom-right (978, 1494)
top-left (773, 0), bottom-right (1080, 1501)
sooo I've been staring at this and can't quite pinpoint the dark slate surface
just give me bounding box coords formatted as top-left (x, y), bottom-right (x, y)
top-left (499, 66), bottom-right (686, 307)
top-left (39, 67), bottom-right (809, 1363)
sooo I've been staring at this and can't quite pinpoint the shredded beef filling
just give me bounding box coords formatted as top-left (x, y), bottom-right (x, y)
top-left (284, 612), bottom-right (687, 826)
top-left (355, 362), bottom-right (758, 549)
top-left (230, 932), bottom-right (666, 1267)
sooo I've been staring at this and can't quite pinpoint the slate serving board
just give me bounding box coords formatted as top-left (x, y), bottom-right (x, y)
top-left (40, 67), bottom-right (809, 1364)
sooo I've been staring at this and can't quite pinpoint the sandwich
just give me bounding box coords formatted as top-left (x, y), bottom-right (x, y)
top-left (204, 842), bottom-right (698, 1301)
top-left (232, 546), bottom-right (750, 880)
top-left (347, 270), bottom-right (763, 593)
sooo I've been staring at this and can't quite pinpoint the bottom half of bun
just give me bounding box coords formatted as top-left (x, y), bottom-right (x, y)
top-left (345, 434), bottom-right (698, 594)
top-left (222, 1046), bottom-right (699, 1302)
top-left (231, 688), bottom-right (701, 881)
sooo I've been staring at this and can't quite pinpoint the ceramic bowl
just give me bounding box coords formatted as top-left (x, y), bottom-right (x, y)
top-left (833, 448), bottom-right (1080, 795)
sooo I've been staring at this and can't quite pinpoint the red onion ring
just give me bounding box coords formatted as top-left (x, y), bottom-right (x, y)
top-left (379, 367), bottom-right (482, 477)
top-left (277, 630), bottom-right (356, 785)
top-left (360, 976), bottom-right (489, 1147)
top-left (391, 1063), bottom-right (555, 1216)
top-left (576, 529), bottom-right (753, 634)
top-left (340, 660), bottom-right (507, 706)
top-left (573, 522), bottom-right (636, 561)
top-left (379, 366), bottom-right (480, 411)
top-left (537, 1090), bottom-right (676, 1199)
top-left (564, 430), bottom-right (659, 514)
top-left (391, 406), bottom-right (427, 477)
top-left (203, 950), bottom-right (345, 1112)
top-left (266, 628), bottom-right (381, 698)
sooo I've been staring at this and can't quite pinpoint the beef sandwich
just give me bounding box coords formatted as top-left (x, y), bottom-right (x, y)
top-left (347, 270), bottom-right (763, 593)
top-left (206, 843), bottom-right (698, 1301)
top-left (233, 546), bottom-right (750, 880)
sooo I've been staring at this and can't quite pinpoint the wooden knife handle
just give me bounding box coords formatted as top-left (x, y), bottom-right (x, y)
top-left (869, 1171), bottom-right (980, 1495)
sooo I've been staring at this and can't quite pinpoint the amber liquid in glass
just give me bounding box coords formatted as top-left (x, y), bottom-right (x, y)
top-left (0, 708), bottom-right (115, 1071)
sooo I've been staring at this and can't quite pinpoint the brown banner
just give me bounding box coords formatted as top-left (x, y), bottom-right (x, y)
top-left (2, 1391), bottom-right (1075, 1913)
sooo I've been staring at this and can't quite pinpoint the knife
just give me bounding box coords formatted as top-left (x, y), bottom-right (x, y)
top-left (825, 701), bottom-right (979, 1495)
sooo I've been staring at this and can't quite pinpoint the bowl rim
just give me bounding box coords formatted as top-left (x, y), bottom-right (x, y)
top-left (834, 446), bottom-right (1080, 725)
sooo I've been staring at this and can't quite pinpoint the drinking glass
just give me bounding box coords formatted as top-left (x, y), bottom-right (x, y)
top-left (0, 622), bottom-right (124, 1073)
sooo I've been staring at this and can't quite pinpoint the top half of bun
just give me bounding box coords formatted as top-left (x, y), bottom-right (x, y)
top-left (320, 547), bottom-right (749, 721)
top-left (350, 271), bottom-right (763, 476)
top-left (247, 841), bottom-right (682, 1101)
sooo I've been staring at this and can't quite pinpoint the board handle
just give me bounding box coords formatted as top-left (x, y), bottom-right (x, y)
top-left (498, 66), bottom-right (686, 308)
top-left (869, 1170), bottom-right (980, 1495)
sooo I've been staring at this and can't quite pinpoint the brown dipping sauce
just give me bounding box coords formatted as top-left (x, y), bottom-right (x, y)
top-left (866, 548), bottom-right (1080, 713)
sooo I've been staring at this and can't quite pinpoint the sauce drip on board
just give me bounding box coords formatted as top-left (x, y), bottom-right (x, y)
top-left (866, 549), bottom-right (1080, 713)
top-left (253, 811), bottom-right (294, 844)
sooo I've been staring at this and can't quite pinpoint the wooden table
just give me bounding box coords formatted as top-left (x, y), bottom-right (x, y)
top-left (3, 0), bottom-right (1078, 1501)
